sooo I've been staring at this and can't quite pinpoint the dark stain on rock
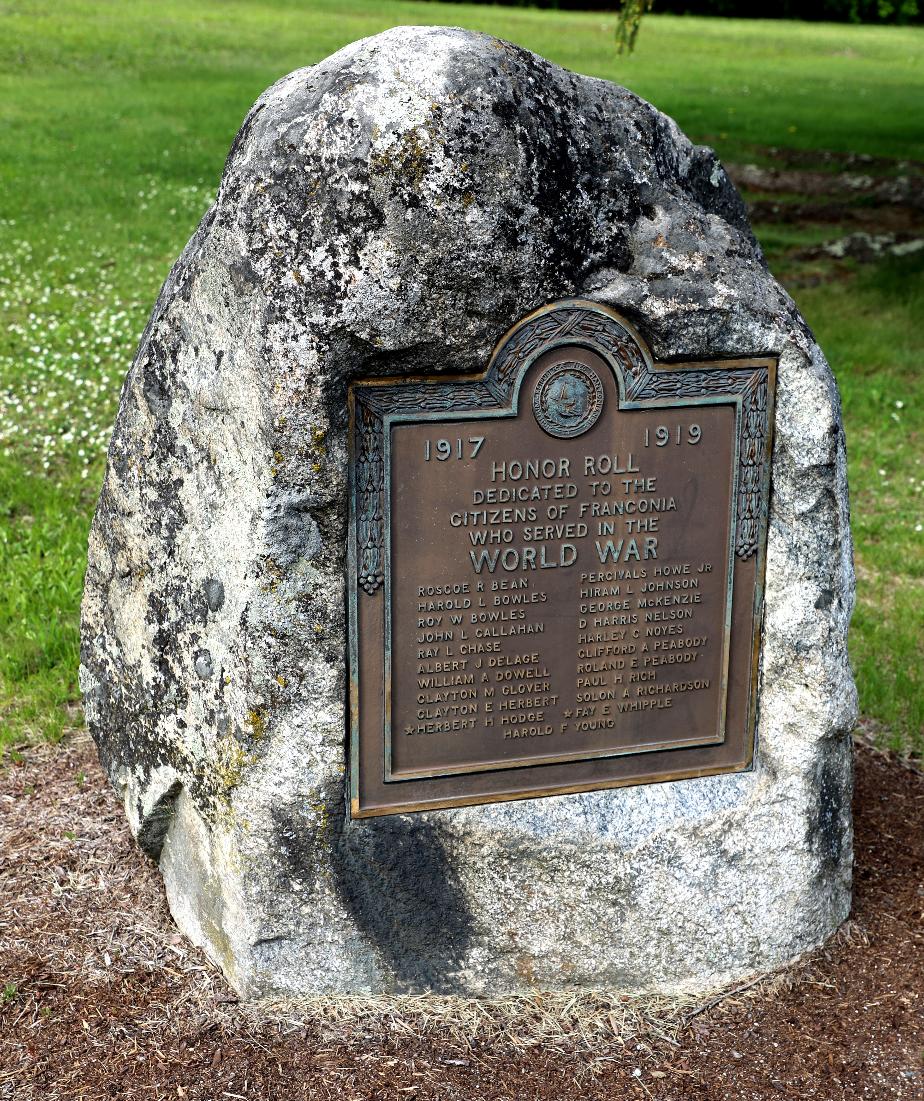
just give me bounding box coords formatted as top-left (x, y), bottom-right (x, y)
top-left (292, 795), bottom-right (476, 993)
top-left (807, 742), bottom-right (852, 873)
top-left (814, 587), bottom-right (834, 611)
top-left (263, 494), bottom-right (323, 567)
top-left (204, 578), bottom-right (225, 612)
top-left (194, 650), bottom-right (214, 679)
top-left (136, 778), bottom-right (183, 861)
top-left (682, 145), bottom-right (758, 249)
top-left (228, 256), bottom-right (261, 297)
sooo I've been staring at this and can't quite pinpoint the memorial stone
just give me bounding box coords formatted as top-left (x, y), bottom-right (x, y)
top-left (80, 27), bottom-right (857, 997)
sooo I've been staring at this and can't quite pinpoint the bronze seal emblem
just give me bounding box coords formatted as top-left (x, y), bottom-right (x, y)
top-left (532, 361), bottom-right (604, 438)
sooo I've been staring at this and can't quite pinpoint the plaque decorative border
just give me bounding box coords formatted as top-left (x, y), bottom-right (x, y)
top-left (348, 299), bottom-right (776, 818)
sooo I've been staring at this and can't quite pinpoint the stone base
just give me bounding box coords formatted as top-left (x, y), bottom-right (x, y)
top-left (154, 738), bottom-right (853, 997)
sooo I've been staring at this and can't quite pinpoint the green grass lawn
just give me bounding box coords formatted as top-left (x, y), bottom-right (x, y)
top-left (1, 1), bottom-right (922, 755)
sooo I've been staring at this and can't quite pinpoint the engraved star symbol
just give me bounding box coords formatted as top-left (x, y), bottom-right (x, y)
top-left (563, 709), bottom-right (573, 719)
top-left (404, 725), bottom-right (415, 736)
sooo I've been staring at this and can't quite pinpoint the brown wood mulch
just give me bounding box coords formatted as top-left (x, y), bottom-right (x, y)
top-left (1, 735), bottom-right (921, 1101)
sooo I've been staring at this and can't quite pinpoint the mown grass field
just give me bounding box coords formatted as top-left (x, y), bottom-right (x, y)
top-left (1, 1), bottom-right (922, 755)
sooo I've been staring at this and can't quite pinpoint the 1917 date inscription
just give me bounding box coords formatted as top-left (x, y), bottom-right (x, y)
top-left (348, 301), bottom-right (775, 817)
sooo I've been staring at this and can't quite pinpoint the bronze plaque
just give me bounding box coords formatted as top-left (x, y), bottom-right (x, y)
top-left (348, 301), bottom-right (775, 817)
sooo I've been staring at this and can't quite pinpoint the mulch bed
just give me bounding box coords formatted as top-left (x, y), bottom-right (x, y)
top-left (1, 736), bottom-right (921, 1100)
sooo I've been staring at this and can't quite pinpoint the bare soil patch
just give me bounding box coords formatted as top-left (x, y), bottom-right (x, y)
top-left (729, 164), bottom-right (924, 211)
top-left (725, 146), bottom-right (924, 178)
top-left (725, 148), bottom-right (924, 277)
top-left (1, 736), bottom-right (922, 1100)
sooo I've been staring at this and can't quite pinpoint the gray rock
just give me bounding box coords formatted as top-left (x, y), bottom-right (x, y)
top-left (80, 26), bottom-right (856, 997)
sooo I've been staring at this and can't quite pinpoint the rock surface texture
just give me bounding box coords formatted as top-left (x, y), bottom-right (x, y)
top-left (80, 27), bottom-right (856, 997)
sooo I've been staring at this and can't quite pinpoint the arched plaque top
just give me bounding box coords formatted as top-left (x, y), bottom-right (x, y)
top-left (485, 299), bottom-right (653, 405)
top-left (351, 300), bottom-right (776, 597)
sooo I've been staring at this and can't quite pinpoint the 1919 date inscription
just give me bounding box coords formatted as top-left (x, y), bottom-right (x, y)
top-left (348, 301), bottom-right (775, 817)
